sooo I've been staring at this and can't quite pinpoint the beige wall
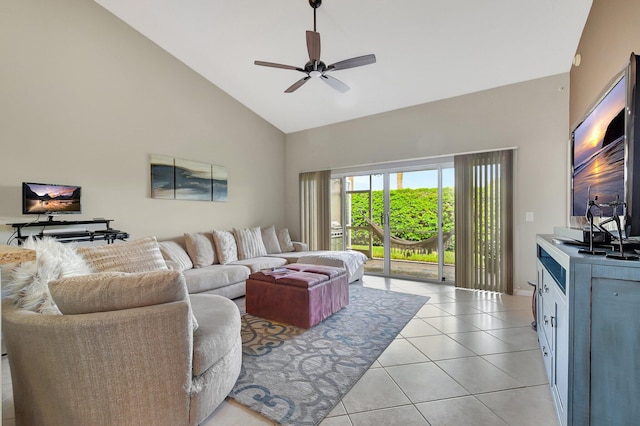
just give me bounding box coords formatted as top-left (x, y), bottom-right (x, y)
top-left (0, 0), bottom-right (285, 241)
top-left (570, 0), bottom-right (640, 127)
top-left (285, 74), bottom-right (570, 293)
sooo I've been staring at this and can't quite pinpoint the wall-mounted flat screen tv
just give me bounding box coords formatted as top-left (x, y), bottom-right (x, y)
top-left (22, 182), bottom-right (82, 215)
top-left (571, 73), bottom-right (626, 218)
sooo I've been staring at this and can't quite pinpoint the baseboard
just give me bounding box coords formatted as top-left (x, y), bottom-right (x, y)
top-left (516, 288), bottom-right (533, 297)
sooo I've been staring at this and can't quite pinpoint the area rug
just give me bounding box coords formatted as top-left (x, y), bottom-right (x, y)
top-left (230, 284), bottom-right (429, 425)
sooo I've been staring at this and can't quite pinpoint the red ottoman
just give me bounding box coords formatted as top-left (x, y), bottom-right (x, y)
top-left (246, 264), bottom-right (349, 328)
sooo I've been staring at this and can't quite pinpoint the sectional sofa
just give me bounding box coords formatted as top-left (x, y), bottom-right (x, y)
top-left (157, 225), bottom-right (367, 299)
top-left (1, 226), bottom-right (366, 425)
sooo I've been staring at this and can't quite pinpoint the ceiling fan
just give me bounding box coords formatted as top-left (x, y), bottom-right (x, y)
top-left (254, 0), bottom-right (376, 93)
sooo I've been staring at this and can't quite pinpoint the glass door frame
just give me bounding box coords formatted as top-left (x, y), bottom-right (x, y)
top-left (334, 158), bottom-right (454, 283)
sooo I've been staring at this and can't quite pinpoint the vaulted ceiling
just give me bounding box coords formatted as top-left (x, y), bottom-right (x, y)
top-left (95, 0), bottom-right (592, 134)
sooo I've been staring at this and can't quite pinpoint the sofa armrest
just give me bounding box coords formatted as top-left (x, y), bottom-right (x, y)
top-left (293, 241), bottom-right (308, 252)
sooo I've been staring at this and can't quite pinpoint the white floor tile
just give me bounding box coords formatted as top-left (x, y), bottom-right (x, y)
top-left (319, 414), bottom-right (353, 426)
top-left (476, 385), bottom-right (560, 426)
top-left (326, 401), bottom-right (347, 417)
top-left (408, 334), bottom-right (476, 361)
top-left (414, 304), bottom-right (450, 318)
top-left (349, 405), bottom-right (429, 426)
top-left (399, 318), bottom-right (442, 338)
top-left (448, 330), bottom-right (517, 355)
top-left (341, 368), bottom-right (411, 414)
top-left (455, 312), bottom-right (513, 330)
top-left (432, 302), bottom-right (483, 315)
top-left (482, 350), bottom-right (549, 386)
top-left (377, 338), bottom-right (430, 367)
top-left (416, 395), bottom-right (508, 426)
top-left (486, 327), bottom-right (540, 351)
top-left (385, 362), bottom-right (469, 403)
top-left (435, 356), bottom-right (524, 394)
top-left (424, 316), bottom-right (480, 334)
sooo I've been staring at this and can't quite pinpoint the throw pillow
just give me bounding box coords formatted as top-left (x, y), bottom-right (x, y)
top-left (183, 232), bottom-right (217, 268)
top-left (277, 228), bottom-right (296, 252)
top-left (261, 225), bottom-right (282, 254)
top-left (158, 240), bottom-right (194, 271)
top-left (77, 236), bottom-right (168, 273)
top-left (49, 270), bottom-right (198, 330)
top-left (3, 237), bottom-right (93, 315)
top-left (233, 227), bottom-right (267, 260)
top-left (211, 230), bottom-right (238, 264)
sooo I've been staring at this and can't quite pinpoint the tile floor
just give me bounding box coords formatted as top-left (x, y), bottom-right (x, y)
top-left (2, 275), bottom-right (560, 426)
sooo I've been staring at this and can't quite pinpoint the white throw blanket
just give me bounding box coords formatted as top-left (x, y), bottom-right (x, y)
top-left (297, 250), bottom-right (367, 277)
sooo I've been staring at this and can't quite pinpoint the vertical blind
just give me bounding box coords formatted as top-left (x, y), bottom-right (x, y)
top-left (454, 150), bottom-right (513, 294)
top-left (299, 170), bottom-right (332, 251)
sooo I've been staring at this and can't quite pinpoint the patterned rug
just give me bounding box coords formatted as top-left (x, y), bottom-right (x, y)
top-left (230, 284), bottom-right (429, 425)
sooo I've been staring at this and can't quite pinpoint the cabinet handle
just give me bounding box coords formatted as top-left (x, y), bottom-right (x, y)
top-left (550, 316), bottom-right (555, 327)
top-left (544, 285), bottom-right (549, 293)
top-left (544, 315), bottom-right (549, 325)
top-left (542, 346), bottom-right (548, 357)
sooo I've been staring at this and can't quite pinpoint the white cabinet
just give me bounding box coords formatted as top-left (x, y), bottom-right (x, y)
top-left (536, 235), bottom-right (640, 426)
top-left (536, 257), bottom-right (568, 425)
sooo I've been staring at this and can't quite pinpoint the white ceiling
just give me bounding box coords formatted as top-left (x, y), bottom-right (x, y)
top-left (95, 0), bottom-right (592, 134)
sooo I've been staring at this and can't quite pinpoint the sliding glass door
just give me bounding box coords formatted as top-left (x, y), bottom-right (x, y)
top-left (336, 163), bottom-right (455, 283)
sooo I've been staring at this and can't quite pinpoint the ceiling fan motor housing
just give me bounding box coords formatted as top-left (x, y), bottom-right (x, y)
top-left (309, 0), bottom-right (322, 9)
top-left (305, 61), bottom-right (326, 74)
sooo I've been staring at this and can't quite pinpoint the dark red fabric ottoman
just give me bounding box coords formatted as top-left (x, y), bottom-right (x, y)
top-left (246, 264), bottom-right (349, 328)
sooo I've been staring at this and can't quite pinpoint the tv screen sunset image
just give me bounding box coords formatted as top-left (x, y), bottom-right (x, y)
top-left (23, 183), bottom-right (81, 214)
top-left (572, 76), bottom-right (626, 216)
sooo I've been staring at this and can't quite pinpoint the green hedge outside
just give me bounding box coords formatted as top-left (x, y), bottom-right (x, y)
top-left (349, 187), bottom-right (454, 246)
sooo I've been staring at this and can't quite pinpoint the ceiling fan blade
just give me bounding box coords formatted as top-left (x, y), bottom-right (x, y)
top-left (321, 75), bottom-right (350, 93)
top-left (327, 54), bottom-right (376, 71)
top-left (306, 30), bottom-right (321, 63)
top-left (285, 76), bottom-right (311, 93)
top-left (254, 61), bottom-right (304, 72)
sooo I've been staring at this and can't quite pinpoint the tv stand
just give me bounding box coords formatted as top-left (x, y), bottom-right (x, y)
top-left (9, 219), bottom-right (129, 245)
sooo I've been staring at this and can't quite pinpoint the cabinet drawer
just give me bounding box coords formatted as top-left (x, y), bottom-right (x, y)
top-left (538, 331), bottom-right (553, 384)
top-left (540, 299), bottom-right (555, 351)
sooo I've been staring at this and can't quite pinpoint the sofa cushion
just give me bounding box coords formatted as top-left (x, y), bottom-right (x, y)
top-left (181, 264), bottom-right (250, 294)
top-left (265, 251), bottom-right (307, 263)
top-left (230, 256), bottom-right (287, 273)
top-left (158, 240), bottom-right (193, 272)
top-left (277, 228), bottom-right (295, 252)
top-left (211, 230), bottom-right (238, 264)
top-left (190, 294), bottom-right (241, 376)
top-left (233, 227), bottom-right (267, 260)
top-left (260, 225), bottom-right (282, 254)
top-left (184, 232), bottom-right (217, 268)
top-left (50, 270), bottom-right (186, 314)
top-left (50, 270), bottom-right (199, 330)
top-left (78, 237), bottom-right (168, 273)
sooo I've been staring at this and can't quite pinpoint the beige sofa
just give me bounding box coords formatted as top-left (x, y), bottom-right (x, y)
top-left (158, 226), bottom-right (366, 299)
top-left (2, 269), bottom-right (241, 426)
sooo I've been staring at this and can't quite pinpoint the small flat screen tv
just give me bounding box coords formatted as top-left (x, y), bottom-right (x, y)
top-left (571, 52), bottom-right (640, 238)
top-left (22, 182), bottom-right (82, 215)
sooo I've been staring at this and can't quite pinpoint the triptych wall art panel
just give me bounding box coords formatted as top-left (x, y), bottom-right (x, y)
top-left (150, 154), bottom-right (228, 202)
